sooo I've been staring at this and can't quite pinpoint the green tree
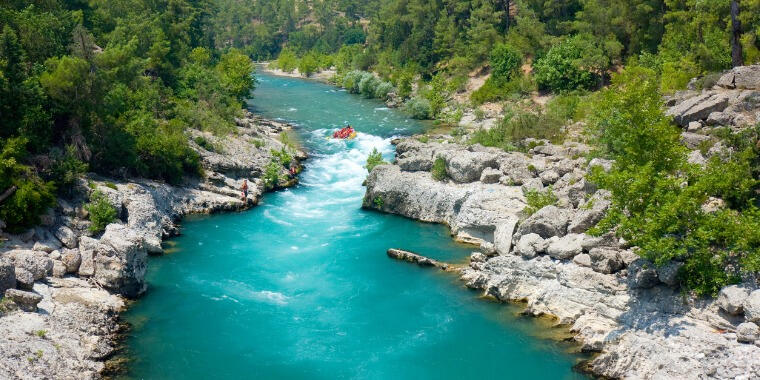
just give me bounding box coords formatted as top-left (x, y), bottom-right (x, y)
top-left (490, 43), bottom-right (522, 83)
top-left (217, 49), bottom-right (255, 101)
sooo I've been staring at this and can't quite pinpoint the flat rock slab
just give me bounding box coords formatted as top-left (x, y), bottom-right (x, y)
top-left (387, 249), bottom-right (449, 270)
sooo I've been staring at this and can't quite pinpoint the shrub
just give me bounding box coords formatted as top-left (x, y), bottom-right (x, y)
top-left (373, 196), bottom-right (384, 208)
top-left (490, 43), bottom-right (522, 84)
top-left (431, 156), bottom-right (447, 181)
top-left (469, 108), bottom-right (565, 151)
top-left (271, 147), bottom-right (293, 167)
top-left (298, 52), bottom-right (319, 77)
top-left (533, 39), bottom-right (598, 92)
top-left (522, 187), bottom-right (558, 216)
top-left (404, 96), bottom-right (432, 119)
top-left (128, 118), bottom-right (201, 184)
top-left (395, 70), bottom-right (414, 98)
top-left (342, 70), bottom-right (363, 93)
top-left (471, 75), bottom-right (535, 105)
top-left (0, 137), bottom-right (56, 232)
top-left (660, 58), bottom-right (700, 94)
top-left (358, 73), bottom-right (379, 98)
top-left (194, 136), bottom-right (216, 152)
top-left (263, 158), bottom-right (282, 190)
top-left (365, 148), bottom-right (387, 172)
top-left (85, 191), bottom-right (118, 233)
top-left (50, 145), bottom-right (88, 195)
top-left (588, 67), bottom-right (760, 296)
top-left (374, 81), bottom-right (393, 100)
top-left (275, 48), bottom-right (298, 72)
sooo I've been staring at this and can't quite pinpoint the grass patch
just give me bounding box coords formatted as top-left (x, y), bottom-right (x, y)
top-left (365, 148), bottom-right (387, 172)
top-left (431, 156), bottom-right (447, 181)
top-left (84, 191), bottom-right (118, 233)
top-left (523, 187), bottom-right (558, 216)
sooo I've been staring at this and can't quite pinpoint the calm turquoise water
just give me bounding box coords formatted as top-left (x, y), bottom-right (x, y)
top-left (122, 73), bottom-right (587, 379)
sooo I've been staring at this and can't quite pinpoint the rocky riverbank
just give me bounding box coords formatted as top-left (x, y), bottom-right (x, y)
top-left (363, 135), bottom-right (760, 379)
top-left (0, 112), bottom-right (306, 379)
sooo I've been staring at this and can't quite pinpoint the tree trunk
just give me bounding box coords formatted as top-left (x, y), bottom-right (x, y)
top-left (731, 0), bottom-right (743, 67)
top-left (0, 186), bottom-right (17, 204)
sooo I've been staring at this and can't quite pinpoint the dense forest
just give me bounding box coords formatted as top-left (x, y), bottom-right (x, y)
top-left (0, 0), bottom-right (255, 230)
top-left (2, 0), bottom-right (760, 294)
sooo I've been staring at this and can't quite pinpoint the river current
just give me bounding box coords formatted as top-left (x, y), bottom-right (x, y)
top-left (122, 73), bottom-right (586, 379)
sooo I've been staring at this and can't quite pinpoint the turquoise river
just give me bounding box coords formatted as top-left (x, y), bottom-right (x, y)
top-left (121, 73), bottom-right (587, 379)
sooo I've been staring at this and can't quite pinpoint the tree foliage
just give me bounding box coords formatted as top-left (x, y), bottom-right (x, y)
top-left (588, 68), bottom-right (760, 295)
top-left (0, 0), bottom-right (256, 230)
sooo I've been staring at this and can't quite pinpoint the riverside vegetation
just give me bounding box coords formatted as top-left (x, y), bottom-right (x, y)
top-left (1, 0), bottom-right (256, 232)
top-left (2, 0), bottom-right (760, 378)
top-left (252, 0), bottom-right (760, 296)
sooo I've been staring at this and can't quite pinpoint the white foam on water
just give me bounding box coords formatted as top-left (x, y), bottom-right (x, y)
top-left (263, 209), bottom-right (295, 226)
top-left (225, 280), bottom-right (290, 306)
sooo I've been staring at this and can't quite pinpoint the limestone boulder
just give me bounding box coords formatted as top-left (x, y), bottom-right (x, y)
top-left (717, 285), bottom-right (750, 316)
top-left (515, 233), bottom-right (546, 259)
top-left (573, 253), bottom-right (592, 267)
top-left (680, 132), bottom-right (712, 150)
top-left (667, 93), bottom-right (729, 126)
top-left (736, 322), bottom-right (759, 344)
top-left (0, 258), bottom-right (16, 295)
top-left (545, 234), bottom-right (584, 260)
top-left (744, 290), bottom-right (760, 323)
top-left (628, 259), bottom-right (659, 289)
top-left (94, 224), bottom-right (148, 298)
top-left (443, 150), bottom-right (498, 183)
top-left (52, 260), bottom-right (67, 278)
top-left (588, 158), bottom-right (613, 172)
top-left (493, 219), bottom-right (518, 255)
top-left (520, 178), bottom-right (544, 192)
top-left (716, 65), bottom-right (760, 90)
top-left (14, 268), bottom-right (34, 290)
top-left (61, 249), bottom-right (82, 274)
top-left (4, 288), bottom-right (42, 312)
top-left (516, 205), bottom-right (571, 239)
top-left (589, 248), bottom-right (623, 274)
top-left (54, 225), bottom-right (77, 249)
top-left (479, 167), bottom-right (502, 184)
top-left (539, 170), bottom-right (559, 185)
top-left (9, 250), bottom-right (52, 281)
top-left (568, 191), bottom-right (611, 233)
top-left (657, 261), bottom-right (684, 287)
top-left (470, 252), bottom-right (487, 263)
top-left (398, 154), bottom-right (433, 172)
top-left (78, 236), bottom-right (98, 277)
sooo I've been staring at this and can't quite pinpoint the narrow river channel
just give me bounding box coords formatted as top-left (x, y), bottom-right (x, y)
top-left (121, 73), bottom-right (587, 379)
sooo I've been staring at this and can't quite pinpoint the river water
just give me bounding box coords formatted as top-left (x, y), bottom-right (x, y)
top-left (122, 73), bottom-right (586, 379)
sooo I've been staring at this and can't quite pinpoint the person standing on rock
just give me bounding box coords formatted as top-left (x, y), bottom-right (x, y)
top-left (241, 180), bottom-right (248, 202)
